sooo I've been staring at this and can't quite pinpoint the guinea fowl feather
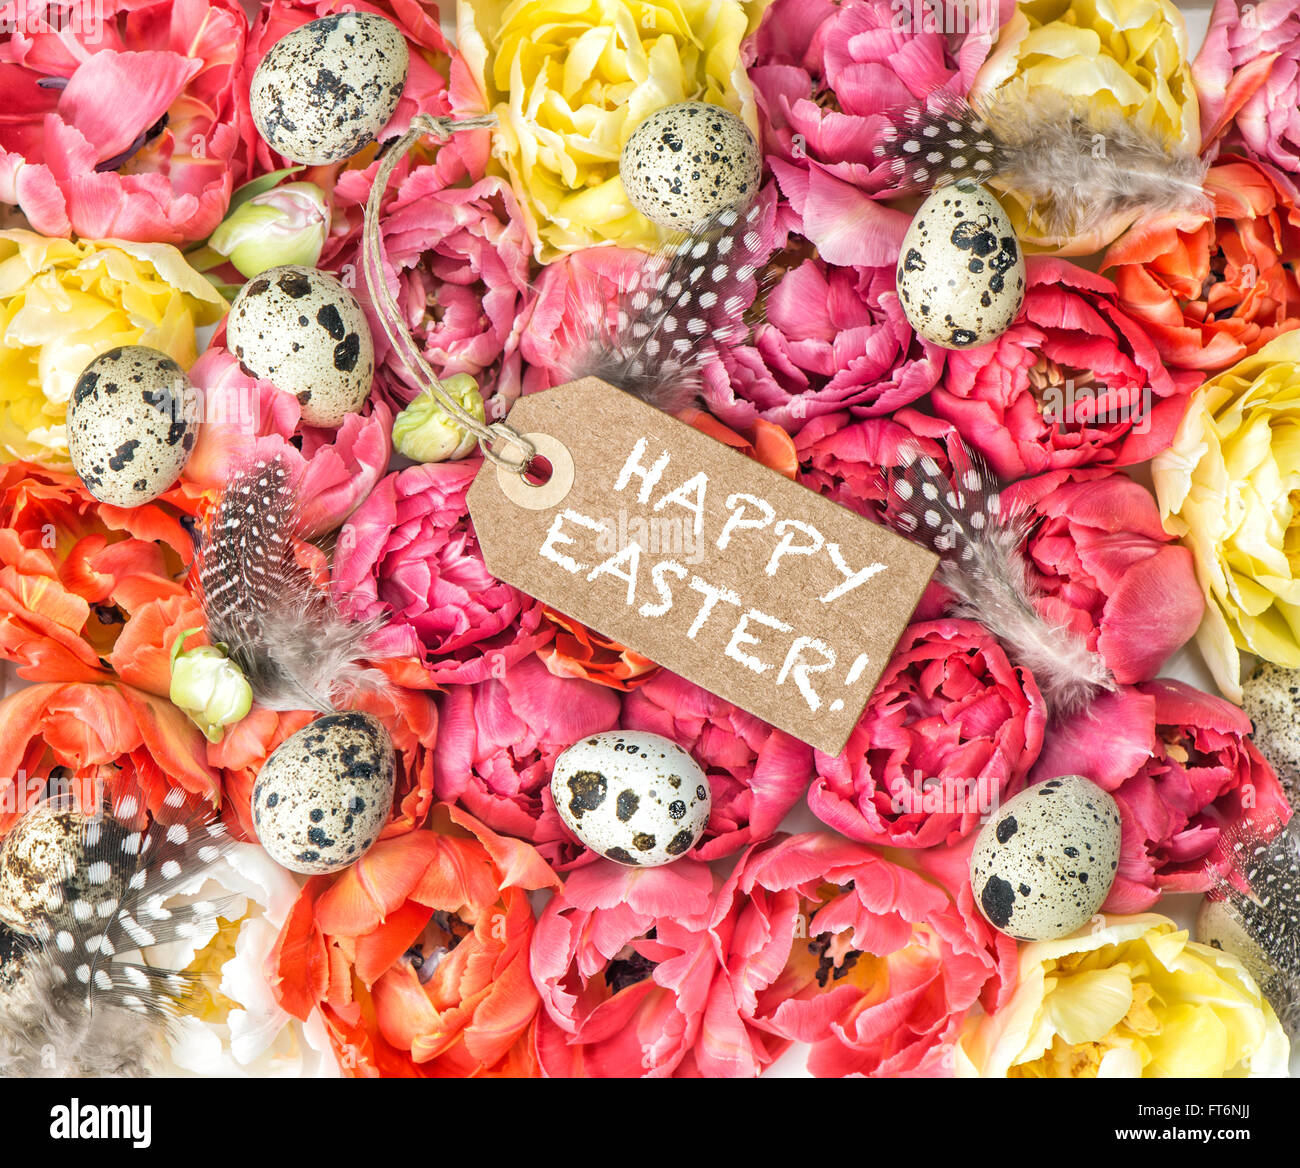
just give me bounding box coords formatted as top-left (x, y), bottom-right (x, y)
top-left (195, 451), bottom-right (386, 713)
top-left (561, 196), bottom-right (770, 413)
top-left (878, 87), bottom-right (1210, 239)
top-left (883, 442), bottom-right (1114, 718)
top-left (1205, 816), bottom-right (1300, 1039)
top-left (0, 790), bottom-right (236, 1076)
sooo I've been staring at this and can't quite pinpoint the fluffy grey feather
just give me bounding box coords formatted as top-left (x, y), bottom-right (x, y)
top-left (0, 936), bottom-right (167, 1077)
top-left (879, 87), bottom-right (1210, 240)
top-left (0, 790), bottom-right (236, 1077)
top-left (884, 441), bottom-right (1114, 718)
top-left (1204, 815), bottom-right (1300, 1038)
top-left (196, 451), bottom-right (386, 712)
top-left (561, 195), bottom-right (769, 413)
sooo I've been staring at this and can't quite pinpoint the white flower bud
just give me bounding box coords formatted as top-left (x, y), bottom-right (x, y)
top-left (209, 182), bottom-right (330, 278)
top-left (391, 374), bottom-right (485, 463)
top-left (170, 630), bottom-right (254, 743)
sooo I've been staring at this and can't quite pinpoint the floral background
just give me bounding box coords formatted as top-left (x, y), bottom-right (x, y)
top-left (1, 0), bottom-right (1297, 1077)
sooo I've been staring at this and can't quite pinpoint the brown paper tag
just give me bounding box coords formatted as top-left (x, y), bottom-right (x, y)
top-left (467, 379), bottom-right (937, 756)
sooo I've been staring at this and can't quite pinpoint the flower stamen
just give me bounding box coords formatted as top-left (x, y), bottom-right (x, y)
top-left (95, 113), bottom-right (169, 174)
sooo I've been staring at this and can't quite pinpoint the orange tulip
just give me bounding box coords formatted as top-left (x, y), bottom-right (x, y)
top-left (270, 804), bottom-right (559, 1077)
top-left (680, 410), bottom-right (800, 482)
top-left (536, 609), bottom-right (658, 692)
top-left (1104, 156), bottom-right (1300, 373)
top-left (0, 460), bottom-right (203, 685)
top-left (0, 679), bottom-right (220, 835)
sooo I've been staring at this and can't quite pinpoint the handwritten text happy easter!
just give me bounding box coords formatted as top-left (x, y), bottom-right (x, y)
top-left (534, 437), bottom-right (889, 718)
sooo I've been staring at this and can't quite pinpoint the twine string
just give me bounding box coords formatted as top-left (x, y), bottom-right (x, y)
top-left (362, 112), bottom-right (536, 474)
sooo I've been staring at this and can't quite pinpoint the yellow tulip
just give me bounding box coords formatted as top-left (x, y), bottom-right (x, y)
top-left (970, 0), bottom-right (1201, 253)
top-left (956, 915), bottom-right (1289, 1077)
top-left (457, 0), bottom-right (767, 260)
top-left (1153, 330), bottom-right (1300, 702)
top-left (0, 230), bottom-right (225, 467)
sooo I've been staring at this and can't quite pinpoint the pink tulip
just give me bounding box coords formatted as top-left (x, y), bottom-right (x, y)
top-left (519, 247), bottom-right (646, 396)
top-left (1033, 679), bottom-right (1292, 912)
top-left (185, 346), bottom-right (392, 538)
top-left (0, 0), bottom-right (252, 242)
top-left (326, 167), bottom-right (533, 414)
top-left (1194, 0), bottom-right (1300, 181)
top-left (749, 0), bottom-right (1012, 262)
top-left (709, 831), bottom-right (1017, 1076)
top-left (238, 4), bottom-right (482, 309)
top-left (933, 258), bottom-right (1204, 478)
top-left (531, 859), bottom-right (748, 1077)
top-left (699, 256), bottom-right (947, 435)
top-left (1003, 468), bottom-right (1205, 684)
top-left (809, 618), bottom-right (1047, 849)
top-left (332, 460), bottom-right (552, 688)
top-left (433, 654), bottom-right (621, 866)
top-left (795, 410), bottom-right (954, 620)
top-left (620, 671), bottom-right (813, 861)
top-left (795, 411), bottom-right (947, 519)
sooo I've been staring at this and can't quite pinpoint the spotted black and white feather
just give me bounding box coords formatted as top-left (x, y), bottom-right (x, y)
top-left (1204, 816), bottom-right (1300, 1038)
top-left (0, 789), bottom-right (236, 1076)
top-left (878, 88), bottom-right (1209, 241)
top-left (196, 451), bottom-right (385, 712)
top-left (562, 196), bottom-right (770, 413)
top-left (884, 441), bottom-right (1113, 718)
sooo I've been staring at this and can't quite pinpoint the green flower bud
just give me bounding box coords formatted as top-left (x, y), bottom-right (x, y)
top-left (208, 182), bottom-right (330, 278)
top-left (391, 374), bottom-right (486, 463)
top-left (170, 629), bottom-right (253, 744)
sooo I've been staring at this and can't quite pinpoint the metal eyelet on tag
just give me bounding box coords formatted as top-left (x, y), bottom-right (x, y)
top-left (496, 432), bottom-right (575, 510)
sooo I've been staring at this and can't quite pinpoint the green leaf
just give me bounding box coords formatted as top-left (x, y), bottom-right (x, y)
top-left (201, 274), bottom-right (243, 301)
top-left (185, 245), bottom-right (229, 273)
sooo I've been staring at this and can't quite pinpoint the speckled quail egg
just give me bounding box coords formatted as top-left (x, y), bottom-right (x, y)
top-left (249, 12), bottom-right (409, 166)
top-left (227, 264), bottom-right (374, 427)
top-left (0, 806), bottom-right (128, 937)
top-left (551, 731), bottom-right (711, 866)
top-left (0, 922), bottom-right (32, 991)
top-left (970, 775), bottom-right (1122, 942)
top-left (1242, 660), bottom-right (1300, 810)
top-left (252, 712), bottom-right (395, 875)
top-left (620, 102), bottom-right (761, 231)
top-left (67, 346), bottom-right (198, 507)
top-left (897, 181), bottom-right (1025, 350)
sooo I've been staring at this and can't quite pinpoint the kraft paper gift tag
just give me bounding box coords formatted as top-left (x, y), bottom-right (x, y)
top-left (467, 378), bottom-right (938, 757)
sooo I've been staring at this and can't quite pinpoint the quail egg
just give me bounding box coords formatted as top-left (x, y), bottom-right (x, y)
top-left (252, 712), bottom-right (396, 875)
top-left (551, 731), bottom-right (711, 866)
top-left (897, 181), bottom-right (1025, 349)
top-left (619, 102), bottom-right (761, 230)
top-left (249, 12), bottom-right (410, 166)
top-left (0, 922), bottom-right (31, 993)
top-left (0, 806), bottom-right (128, 937)
top-left (67, 346), bottom-right (198, 507)
top-left (226, 264), bottom-right (374, 427)
top-left (969, 775), bottom-right (1122, 941)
